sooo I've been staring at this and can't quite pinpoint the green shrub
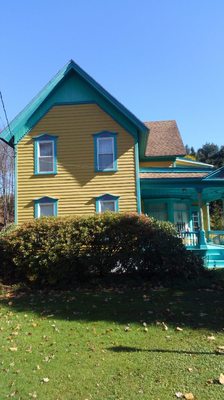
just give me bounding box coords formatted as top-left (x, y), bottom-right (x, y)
top-left (0, 213), bottom-right (204, 286)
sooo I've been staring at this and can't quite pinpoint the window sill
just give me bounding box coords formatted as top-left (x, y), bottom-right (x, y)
top-left (95, 168), bottom-right (118, 173)
top-left (34, 172), bottom-right (57, 176)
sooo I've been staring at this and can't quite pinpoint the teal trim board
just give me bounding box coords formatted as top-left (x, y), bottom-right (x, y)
top-left (135, 139), bottom-right (142, 213)
top-left (33, 134), bottom-right (58, 175)
top-left (95, 194), bottom-right (119, 213)
top-left (93, 131), bottom-right (118, 172)
top-left (34, 196), bottom-right (58, 218)
top-left (0, 60), bottom-right (148, 146)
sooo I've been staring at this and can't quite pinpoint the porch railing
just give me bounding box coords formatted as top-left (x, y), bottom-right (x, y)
top-left (207, 231), bottom-right (224, 246)
top-left (179, 231), bottom-right (199, 247)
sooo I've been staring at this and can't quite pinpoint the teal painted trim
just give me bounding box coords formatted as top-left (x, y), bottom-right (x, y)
top-left (93, 131), bottom-right (118, 172)
top-left (33, 134), bottom-right (58, 175)
top-left (1, 60), bottom-right (147, 144)
top-left (34, 196), bottom-right (58, 218)
top-left (203, 166), bottom-right (224, 180)
top-left (95, 193), bottom-right (119, 213)
top-left (14, 144), bottom-right (18, 224)
top-left (135, 139), bottom-right (141, 213)
top-left (140, 155), bottom-right (180, 162)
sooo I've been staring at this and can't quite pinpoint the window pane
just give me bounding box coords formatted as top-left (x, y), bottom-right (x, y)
top-left (98, 138), bottom-right (113, 154)
top-left (39, 157), bottom-right (54, 172)
top-left (99, 154), bottom-right (113, 170)
top-left (101, 201), bottom-right (115, 212)
top-left (39, 204), bottom-right (54, 217)
top-left (39, 142), bottom-right (53, 157)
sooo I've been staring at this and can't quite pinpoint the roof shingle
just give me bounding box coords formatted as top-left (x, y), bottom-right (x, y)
top-left (144, 120), bottom-right (186, 157)
top-left (140, 172), bottom-right (208, 179)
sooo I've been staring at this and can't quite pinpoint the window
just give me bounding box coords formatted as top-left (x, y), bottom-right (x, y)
top-left (95, 194), bottom-right (119, 213)
top-left (34, 197), bottom-right (58, 218)
top-left (33, 134), bottom-right (57, 175)
top-left (93, 132), bottom-right (117, 172)
top-left (146, 202), bottom-right (168, 221)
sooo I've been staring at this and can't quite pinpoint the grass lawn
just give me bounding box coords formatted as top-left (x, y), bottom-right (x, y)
top-left (0, 272), bottom-right (224, 399)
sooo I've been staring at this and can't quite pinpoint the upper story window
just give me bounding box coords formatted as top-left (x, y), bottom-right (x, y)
top-left (93, 131), bottom-right (117, 172)
top-left (33, 134), bottom-right (58, 175)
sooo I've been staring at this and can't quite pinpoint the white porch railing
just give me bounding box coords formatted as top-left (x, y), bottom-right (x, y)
top-left (207, 231), bottom-right (224, 246)
top-left (179, 231), bottom-right (199, 247)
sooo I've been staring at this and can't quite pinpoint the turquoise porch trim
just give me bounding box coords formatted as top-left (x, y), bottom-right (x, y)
top-left (95, 194), bottom-right (119, 213)
top-left (93, 131), bottom-right (117, 172)
top-left (34, 196), bottom-right (58, 218)
top-left (33, 134), bottom-right (58, 175)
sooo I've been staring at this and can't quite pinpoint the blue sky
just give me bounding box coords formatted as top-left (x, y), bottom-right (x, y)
top-left (0, 0), bottom-right (224, 149)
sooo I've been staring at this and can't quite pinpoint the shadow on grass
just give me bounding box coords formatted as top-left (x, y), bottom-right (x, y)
top-left (108, 345), bottom-right (223, 356)
top-left (0, 273), bottom-right (224, 331)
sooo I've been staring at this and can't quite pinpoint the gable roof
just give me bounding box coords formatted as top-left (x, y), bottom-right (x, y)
top-left (0, 60), bottom-right (148, 146)
top-left (144, 120), bottom-right (186, 157)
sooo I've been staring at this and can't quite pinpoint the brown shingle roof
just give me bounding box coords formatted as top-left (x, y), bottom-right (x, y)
top-left (144, 120), bottom-right (186, 157)
top-left (140, 172), bottom-right (208, 179)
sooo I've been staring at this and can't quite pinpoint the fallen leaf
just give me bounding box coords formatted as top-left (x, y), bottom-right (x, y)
top-left (175, 392), bottom-right (183, 398)
top-left (207, 335), bottom-right (216, 341)
top-left (176, 327), bottom-right (183, 332)
top-left (162, 322), bottom-right (168, 331)
top-left (188, 368), bottom-right (193, 372)
top-left (219, 373), bottom-right (224, 385)
top-left (184, 393), bottom-right (194, 400)
top-left (41, 377), bottom-right (49, 383)
top-left (9, 347), bottom-right (17, 352)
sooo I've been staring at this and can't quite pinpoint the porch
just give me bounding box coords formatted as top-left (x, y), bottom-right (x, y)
top-left (140, 166), bottom-right (224, 268)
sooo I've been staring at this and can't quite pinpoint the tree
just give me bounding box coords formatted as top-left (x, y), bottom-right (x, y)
top-left (0, 140), bottom-right (14, 226)
top-left (196, 143), bottom-right (219, 167)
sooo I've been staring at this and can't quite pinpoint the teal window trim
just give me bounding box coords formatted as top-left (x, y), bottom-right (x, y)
top-left (34, 196), bottom-right (58, 218)
top-left (33, 134), bottom-right (58, 175)
top-left (93, 131), bottom-right (117, 172)
top-left (95, 194), bottom-right (119, 213)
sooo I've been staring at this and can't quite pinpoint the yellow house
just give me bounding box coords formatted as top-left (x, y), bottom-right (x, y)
top-left (0, 60), bottom-right (148, 224)
top-left (1, 60), bottom-right (224, 267)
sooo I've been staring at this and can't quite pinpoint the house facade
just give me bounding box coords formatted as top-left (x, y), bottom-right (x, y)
top-left (1, 60), bottom-right (224, 266)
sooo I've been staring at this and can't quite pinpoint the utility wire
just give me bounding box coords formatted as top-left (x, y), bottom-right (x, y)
top-left (0, 91), bottom-right (13, 140)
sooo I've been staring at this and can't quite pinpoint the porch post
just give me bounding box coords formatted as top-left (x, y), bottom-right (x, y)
top-left (197, 190), bottom-right (204, 230)
top-left (197, 189), bottom-right (207, 247)
top-left (206, 202), bottom-right (211, 231)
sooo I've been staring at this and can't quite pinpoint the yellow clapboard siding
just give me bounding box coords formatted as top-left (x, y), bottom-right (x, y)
top-left (17, 104), bottom-right (137, 223)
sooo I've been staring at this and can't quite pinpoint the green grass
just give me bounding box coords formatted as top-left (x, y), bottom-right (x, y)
top-left (0, 273), bottom-right (224, 399)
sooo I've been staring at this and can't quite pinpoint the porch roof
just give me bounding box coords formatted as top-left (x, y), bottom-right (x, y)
top-left (140, 166), bottom-right (224, 203)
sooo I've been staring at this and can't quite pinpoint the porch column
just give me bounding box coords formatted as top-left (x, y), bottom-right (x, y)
top-left (206, 202), bottom-right (211, 231)
top-left (197, 189), bottom-right (207, 247)
top-left (222, 199), bottom-right (224, 221)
